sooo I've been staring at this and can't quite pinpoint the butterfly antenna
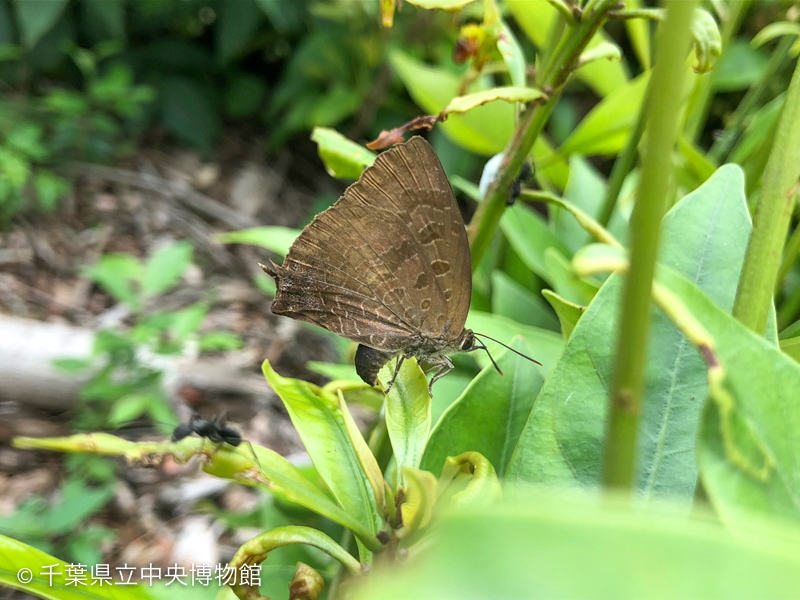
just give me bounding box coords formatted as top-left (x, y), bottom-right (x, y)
top-left (472, 340), bottom-right (504, 377)
top-left (473, 333), bottom-right (543, 366)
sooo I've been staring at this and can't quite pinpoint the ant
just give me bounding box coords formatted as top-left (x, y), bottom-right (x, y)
top-left (170, 413), bottom-right (264, 479)
top-left (171, 413), bottom-right (242, 447)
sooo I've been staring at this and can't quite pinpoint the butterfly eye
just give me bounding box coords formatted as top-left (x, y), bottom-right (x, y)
top-left (461, 332), bottom-right (475, 350)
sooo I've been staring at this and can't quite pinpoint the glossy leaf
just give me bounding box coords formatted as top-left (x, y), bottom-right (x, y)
top-left (262, 361), bottom-right (382, 538)
top-left (501, 204), bottom-right (572, 285)
top-left (311, 127), bottom-right (376, 180)
top-left (0, 534), bottom-right (151, 600)
top-left (437, 452), bottom-right (502, 509)
top-left (422, 339), bottom-right (544, 477)
top-left (555, 157), bottom-right (607, 254)
top-left (338, 390), bottom-right (386, 515)
top-left (542, 290), bottom-right (584, 339)
top-left (397, 467), bottom-right (437, 539)
top-left (491, 271), bottom-right (559, 331)
top-left (215, 226), bottom-right (300, 257)
top-left (404, 0), bottom-right (476, 9)
top-left (558, 71), bottom-right (650, 157)
top-left (506, 165), bottom-right (752, 506)
top-left (496, 21), bottom-right (526, 88)
top-left (379, 358), bottom-right (430, 481)
top-left (543, 248), bottom-right (599, 305)
top-left (352, 497), bottom-right (800, 599)
top-left (442, 86), bottom-right (545, 116)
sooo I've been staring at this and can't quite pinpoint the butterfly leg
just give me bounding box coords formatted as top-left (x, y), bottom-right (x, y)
top-left (427, 356), bottom-right (454, 396)
top-left (384, 354), bottom-right (405, 394)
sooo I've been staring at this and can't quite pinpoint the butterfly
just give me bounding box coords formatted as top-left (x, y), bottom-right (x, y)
top-left (262, 136), bottom-right (538, 395)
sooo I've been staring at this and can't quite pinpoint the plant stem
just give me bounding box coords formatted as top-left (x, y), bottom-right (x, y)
top-left (708, 35), bottom-right (794, 163)
top-left (467, 0), bottom-right (619, 269)
top-left (602, 0), bottom-right (698, 491)
top-left (597, 80), bottom-right (649, 227)
top-left (732, 58), bottom-right (800, 334)
top-left (683, 0), bottom-right (750, 142)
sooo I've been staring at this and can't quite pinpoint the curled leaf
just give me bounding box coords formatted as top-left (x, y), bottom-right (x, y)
top-left (690, 8), bottom-right (722, 73)
top-left (367, 115), bottom-right (439, 150)
top-left (290, 562), bottom-right (325, 600)
top-left (442, 86), bottom-right (546, 116)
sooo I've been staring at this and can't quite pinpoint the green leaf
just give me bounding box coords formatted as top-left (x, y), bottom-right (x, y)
top-left (158, 77), bottom-right (220, 152)
top-left (141, 241), bottom-right (193, 298)
top-left (577, 41), bottom-right (622, 70)
top-left (34, 171), bottom-right (70, 212)
top-left (12, 0), bottom-right (69, 48)
top-left (496, 21), bottom-right (526, 88)
top-left (690, 8), bottom-right (722, 74)
top-left (506, 165), bottom-right (752, 506)
top-left (624, 0), bottom-right (651, 69)
top-left (215, 226), bottom-right (300, 256)
top-left (389, 49), bottom-right (513, 156)
top-left (422, 339), bottom-right (544, 477)
top-left (351, 496), bottom-right (800, 599)
top-left (397, 467), bottom-right (437, 539)
top-left (558, 71), bottom-right (650, 157)
top-left (168, 302), bottom-right (208, 339)
top-left (752, 21), bottom-right (800, 50)
top-left (555, 157), bottom-right (607, 254)
top-left (491, 271), bottom-right (559, 331)
top-left (224, 73), bottom-right (268, 118)
top-left (404, 0), bottom-right (477, 9)
top-left (83, 0), bottom-right (125, 39)
top-left (83, 253), bottom-right (142, 308)
top-left (712, 39), bottom-right (769, 91)
top-left (108, 392), bottom-right (155, 426)
top-left (442, 86), bottom-right (545, 116)
top-left (310, 127), bottom-right (376, 180)
top-left (465, 310), bottom-right (563, 376)
top-left (216, 0), bottom-right (261, 64)
top-left (500, 204), bottom-right (572, 288)
top-left (198, 331), bottom-right (243, 351)
top-left (379, 358), bottom-right (430, 480)
top-left (337, 389), bottom-right (386, 516)
top-left (0, 534), bottom-right (152, 600)
top-left (262, 361), bottom-right (383, 538)
top-left (543, 248), bottom-right (599, 305)
top-left (542, 290), bottom-right (584, 339)
top-left (52, 358), bottom-right (93, 373)
top-left (505, 0), bottom-right (629, 97)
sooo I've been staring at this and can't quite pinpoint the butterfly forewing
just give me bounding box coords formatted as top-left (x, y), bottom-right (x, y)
top-left (270, 137), bottom-right (471, 353)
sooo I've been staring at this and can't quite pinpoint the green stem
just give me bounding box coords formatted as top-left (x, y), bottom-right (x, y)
top-left (683, 0), bottom-right (750, 142)
top-left (597, 80), bottom-right (649, 227)
top-left (708, 35), bottom-right (795, 163)
top-left (519, 189), bottom-right (622, 248)
top-left (468, 0), bottom-right (618, 269)
top-left (602, 0), bottom-right (699, 491)
top-left (732, 58), bottom-right (800, 334)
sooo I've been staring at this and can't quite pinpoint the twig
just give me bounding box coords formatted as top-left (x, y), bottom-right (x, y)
top-left (74, 163), bottom-right (259, 231)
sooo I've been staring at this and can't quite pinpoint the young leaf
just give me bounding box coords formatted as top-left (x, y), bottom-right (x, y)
top-left (379, 358), bottom-right (431, 481)
top-left (310, 127), bottom-right (376, 180)
top-left (422, 339), bottom-right (543, 477)
top-left (141, 241), bottom-right (193, 299)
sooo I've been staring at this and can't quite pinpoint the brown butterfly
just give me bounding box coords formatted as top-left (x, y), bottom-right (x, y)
top-left (262, 136), bottom-right (538, 394)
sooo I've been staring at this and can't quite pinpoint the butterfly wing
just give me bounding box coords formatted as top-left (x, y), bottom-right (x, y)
top-left (269, 136), bottom-right (471, 352)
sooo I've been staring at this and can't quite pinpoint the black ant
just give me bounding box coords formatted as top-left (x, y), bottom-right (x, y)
top-left (171, 413), bottom-right (242, 447)
top-left (170, 413), bottom-right (264, 479)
